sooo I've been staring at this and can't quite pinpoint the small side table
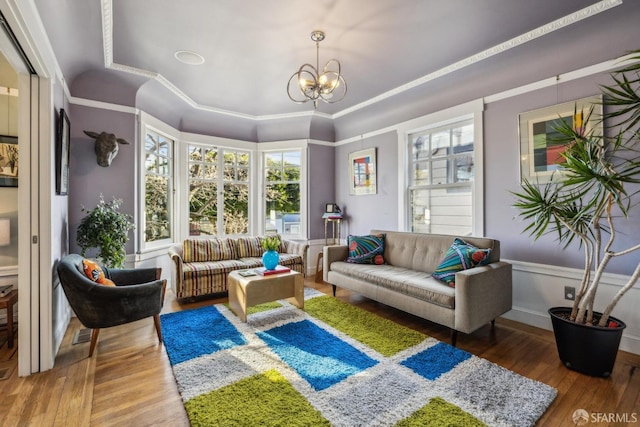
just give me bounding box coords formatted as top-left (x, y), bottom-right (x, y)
top-left (324, 217), bottom-right (342, 245)
top-left (0, 289), bottom-right (18, 348)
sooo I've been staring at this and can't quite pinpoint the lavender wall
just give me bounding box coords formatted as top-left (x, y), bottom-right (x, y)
top-left (485, 73), bottom-right (640, 276)
top-left (67, 105), bottom-right (137, 256)
top-left (330, 69), bottom-right (640, 277)
top-left (335, 132), bottom-right (399, 237)
top-left (307, 143), bottom-right (335, 240)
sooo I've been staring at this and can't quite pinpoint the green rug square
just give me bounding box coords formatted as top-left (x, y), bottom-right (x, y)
top-left (225, 301), bottom-right (282, 316)
top-left (185, 369), bottom-right (329, 427)
top-left (304, 296), bottom-right (427, 356)
top-left (396, 397), bottom-right (487, 427)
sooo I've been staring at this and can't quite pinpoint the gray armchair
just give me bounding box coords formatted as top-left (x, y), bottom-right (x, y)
top-left (57, 254), bottom-right (167, 357)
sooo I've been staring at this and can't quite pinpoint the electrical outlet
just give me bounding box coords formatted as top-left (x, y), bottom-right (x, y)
top-left (564, 286), bottom-right (576, 301)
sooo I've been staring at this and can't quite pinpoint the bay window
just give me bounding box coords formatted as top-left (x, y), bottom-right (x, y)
top-left (187, 145), bottom-right (250, 236)
top-left (264, 150), bottom-right (302, 237)
top-left (143, 129), bottom-right (174, 244)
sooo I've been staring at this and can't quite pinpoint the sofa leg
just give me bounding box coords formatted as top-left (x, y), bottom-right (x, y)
top-left (332, 285), bottom-right (337, 296)
top-left (491, 319), bottom-right (496, 330)
top-left (450, 330), bottom-right (458, 347)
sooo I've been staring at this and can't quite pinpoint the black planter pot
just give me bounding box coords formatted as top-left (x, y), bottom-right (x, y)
top-left (549, 307), bottom-right (626, 378)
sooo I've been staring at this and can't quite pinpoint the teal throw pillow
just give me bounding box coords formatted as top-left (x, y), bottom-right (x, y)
top-left (347, 234), bottom-right (386, 265)
top-left (432, 238), bottom-right (491, 287)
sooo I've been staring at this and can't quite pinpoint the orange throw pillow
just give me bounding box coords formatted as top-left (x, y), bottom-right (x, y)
top-left (82, 259), bottom-right (116, 286)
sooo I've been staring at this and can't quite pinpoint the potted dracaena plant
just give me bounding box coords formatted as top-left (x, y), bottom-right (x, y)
top-left (77, 196), bottom-right (135, 268)
top-left (512, 49), bottom-right (640, 377)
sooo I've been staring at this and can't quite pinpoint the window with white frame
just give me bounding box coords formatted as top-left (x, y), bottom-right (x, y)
top-left (408, 118), bottom-right (476, 236)
top-left (187, 144), bottom-right (250, 236)
top-left (264, 150), bottom-right (301, 237)
top-left (144, 129), bottom-right (174, 243)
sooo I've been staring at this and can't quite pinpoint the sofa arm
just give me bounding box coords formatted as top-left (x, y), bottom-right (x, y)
top-left (323, 245), bottom-right (349, 282)
top-left (168, 247), bottom-right (184, 296)
top-left (283, 240), bottom-right (309, 275)
top-left (453, 261), bottom-right (512, 334)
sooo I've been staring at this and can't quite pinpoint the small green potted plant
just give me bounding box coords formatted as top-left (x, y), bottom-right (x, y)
top-left (77, 196), bottom-right (135, 268)
top-left (261, 235), bottom-right (282, 270)
top-left (512, 50), bottom-right (640, 377)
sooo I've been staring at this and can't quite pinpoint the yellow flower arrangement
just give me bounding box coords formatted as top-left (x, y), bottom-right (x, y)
top-left (261, 235), bottom-right (281, 251)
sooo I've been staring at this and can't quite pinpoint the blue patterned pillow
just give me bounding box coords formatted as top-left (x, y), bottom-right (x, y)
top-left (347, 234), bottom-right (386, 265)
top-left (432, 238), bottom-right (491, 287)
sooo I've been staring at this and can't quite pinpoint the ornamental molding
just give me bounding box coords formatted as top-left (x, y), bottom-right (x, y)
top-left (100, 0), bottom-right (622, 121)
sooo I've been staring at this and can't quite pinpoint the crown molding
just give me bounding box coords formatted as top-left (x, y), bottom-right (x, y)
top-left (332, 0), bottom-right (623, 119)
top-left (98, 0), bottom-right (622, 122)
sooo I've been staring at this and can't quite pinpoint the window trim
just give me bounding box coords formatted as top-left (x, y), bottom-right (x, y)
top-left (397, 100), bottom-right (484, 236)
top-left (258, 140), bottom-right (308, 240)
top-left (185, 142), bottom-right (253, 237)
top-left (138, 112), bottom-right (180, 251)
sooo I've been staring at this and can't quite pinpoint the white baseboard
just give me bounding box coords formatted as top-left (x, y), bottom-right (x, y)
top-left (503, 259), bottom-right (640, 355)
top-left (502, 305), bottom-right (640, 356)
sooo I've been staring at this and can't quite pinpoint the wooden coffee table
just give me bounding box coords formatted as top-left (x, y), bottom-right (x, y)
top-left (228, 270), bottom-right (304, 322)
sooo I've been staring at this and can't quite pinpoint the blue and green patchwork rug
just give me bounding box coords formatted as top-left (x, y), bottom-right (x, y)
top-left (160, 289), bottom-right (556, 427)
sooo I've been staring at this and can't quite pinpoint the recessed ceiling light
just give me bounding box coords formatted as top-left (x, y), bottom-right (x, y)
top-left (174, 50), bottom-right (205, 65)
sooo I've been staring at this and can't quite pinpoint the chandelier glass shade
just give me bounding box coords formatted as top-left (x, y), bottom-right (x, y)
top-left (287, 31), bottom-right (347, 108)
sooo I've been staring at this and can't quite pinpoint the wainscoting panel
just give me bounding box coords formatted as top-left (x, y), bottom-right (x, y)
top-left (504, 259), bottom-right (639, 355)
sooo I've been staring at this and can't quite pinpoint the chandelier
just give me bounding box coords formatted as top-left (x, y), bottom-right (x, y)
top-left (287, 30), bottom-right (347, 108)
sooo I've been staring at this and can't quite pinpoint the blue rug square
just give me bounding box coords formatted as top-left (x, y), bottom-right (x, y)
top-left (257, 320), bottom-right (378, 391)
top-left (160, 305), bottom-right (247, 365)
top-left (401, 341), bottom-right (472, 380)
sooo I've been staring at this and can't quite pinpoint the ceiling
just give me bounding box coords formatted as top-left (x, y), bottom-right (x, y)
top-left (33, 0), bottom-right (620, 119)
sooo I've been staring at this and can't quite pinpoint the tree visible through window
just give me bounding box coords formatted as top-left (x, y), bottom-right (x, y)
top-left (144, 130), bottom-right (173, 242)
top-left (264, 151), bottom-right (301, 235)
top-left (188, 144), bottom-right (250, 235)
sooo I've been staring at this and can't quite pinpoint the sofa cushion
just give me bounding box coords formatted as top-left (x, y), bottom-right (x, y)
top-left (183, 259), bottom-right (248, 276)
top-left (183, 238), bottom-right (237, 262)
top-left (236, 236), bottom-right (264, 257)
top-left (330, 261), bottom-right (455, 309)
top-left (432, 238), bottom-right (491, 286)
top-left (347, 234), bottom-right (385, 265)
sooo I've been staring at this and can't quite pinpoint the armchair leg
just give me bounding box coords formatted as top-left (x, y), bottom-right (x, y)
top-left (153, 314), bottom-right (163, 343)
top-left (89, 329), bottom-right (100, 357)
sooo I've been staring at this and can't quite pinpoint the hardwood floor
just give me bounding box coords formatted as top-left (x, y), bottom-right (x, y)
top-left (1, 277), bottom-right (638, 426)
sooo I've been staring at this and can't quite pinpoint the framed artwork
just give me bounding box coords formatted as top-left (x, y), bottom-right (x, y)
top-left (325, 203), bottom-right (341, 213)
top-left (349, 147), bottom-right (377, 195)
top-left (56, 108), bottom-right (70, 195)
top-left (519, 95), bottom-right (603, 184)
top-left (0, 135), bottom-right (18, 187)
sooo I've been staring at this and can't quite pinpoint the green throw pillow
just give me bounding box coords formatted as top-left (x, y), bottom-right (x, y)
top-left (432, 238), bottom-right (491, 287)
top-left (346, 234), bottom-right (386, 265)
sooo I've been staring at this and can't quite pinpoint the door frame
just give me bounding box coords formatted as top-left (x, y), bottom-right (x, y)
top-left (1, 0), bottom-right (57, 375)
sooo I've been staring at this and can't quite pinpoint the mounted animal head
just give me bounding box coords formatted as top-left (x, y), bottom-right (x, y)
top-left (83, 131), bottom-right (131, 167)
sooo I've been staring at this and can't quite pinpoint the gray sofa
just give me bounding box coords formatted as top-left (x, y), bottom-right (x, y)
top-left (323, 230), bottom-right (512, 345)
